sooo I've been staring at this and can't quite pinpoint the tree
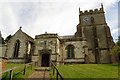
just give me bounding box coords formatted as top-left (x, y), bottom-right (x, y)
top-left (111, 45), bottom-right (120, 54)
top-left (117, 36), bottom-right (120, 61)
top-left (0, 37), bottom-right (5, 44)
top-left (116, 36), bottom-right (120, 46)
top-left (5, 35), bottom-right (12, 42)
top-left (110, 36), bottom-right (120, 62)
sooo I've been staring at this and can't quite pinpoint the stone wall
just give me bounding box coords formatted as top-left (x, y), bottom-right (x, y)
top-left (6, 30), bottom-right (27, 58)
top-left (75, 6), bottom-right (113, 63)
top-left (6, 28), bottom-right (34, 63)
top-left (33, 33), bottom-right (61, 66)
top-left (0, 44), bottom-right (7, 57)
top-left (80, 13), bottom-right (106, 26)
top-left (33, 34), bottom-right (88, 65)
top-left (62, 40), bottom-right (87, 63)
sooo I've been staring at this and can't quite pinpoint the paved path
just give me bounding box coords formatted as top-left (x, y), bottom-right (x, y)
top-left (28, 67), bottom-right (50, 80)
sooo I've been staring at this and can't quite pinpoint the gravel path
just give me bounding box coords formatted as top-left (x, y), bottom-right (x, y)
top-left (28, 67), bottom-right (50, 80)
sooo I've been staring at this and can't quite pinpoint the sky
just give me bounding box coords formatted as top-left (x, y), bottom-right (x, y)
top-left (0, 0), bottom-right (119, 42)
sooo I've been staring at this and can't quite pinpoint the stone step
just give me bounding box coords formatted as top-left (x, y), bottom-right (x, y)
top-left (34, 67), bottom-right (50, 71)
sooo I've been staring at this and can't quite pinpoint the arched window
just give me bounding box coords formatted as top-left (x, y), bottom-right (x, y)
top-left (67, 44), bottom-right (74, 58)
top-left (91, 17), bottom-right (95, 24)
top-left (13, 40), bottom-right (20, 58)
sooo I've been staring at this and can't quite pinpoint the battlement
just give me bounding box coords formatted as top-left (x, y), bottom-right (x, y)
top-left (35, 33), bottom-right (60, 39)
top-left (80, 4), bottom-right (104, 15)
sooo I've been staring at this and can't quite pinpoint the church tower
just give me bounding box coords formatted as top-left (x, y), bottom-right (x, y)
top-left (75, 4), bottom-right (114, 63)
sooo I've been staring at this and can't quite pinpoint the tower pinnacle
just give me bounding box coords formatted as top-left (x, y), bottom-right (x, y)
top-left (101, 3), bottom-right (104, 11)
top-left (79, 7), bottom-right (80, 15)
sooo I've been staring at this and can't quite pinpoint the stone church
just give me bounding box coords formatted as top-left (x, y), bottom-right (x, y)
top-left (1, 4), bottom-right (114, 67)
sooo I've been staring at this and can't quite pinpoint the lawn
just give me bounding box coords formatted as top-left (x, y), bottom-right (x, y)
top-left (5, 63), bottom-right (22, 70)
top-left (50, 64), bottom-right (119, 79)
top-left (2, 63), bottom-right (38, 79)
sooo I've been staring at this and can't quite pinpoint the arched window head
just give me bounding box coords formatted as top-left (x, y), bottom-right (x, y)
top-left (66, 44), bottom-right (75, 58)
top-left (13, 40), bottom-right (20, 58)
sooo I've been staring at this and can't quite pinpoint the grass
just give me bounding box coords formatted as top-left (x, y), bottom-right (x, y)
top-left (5, 63), bottom-right (22, 70)
top-left (2, 63), bottom-right (38, 79)
top-left (50, 64), bottom-right (119, 79)
top-left (50, 66), bottom-right (57, 79)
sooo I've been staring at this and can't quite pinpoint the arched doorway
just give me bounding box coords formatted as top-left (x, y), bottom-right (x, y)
top-left (41, 54), bottom-right (50, 67)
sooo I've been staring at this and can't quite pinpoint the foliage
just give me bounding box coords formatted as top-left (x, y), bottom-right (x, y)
top-left (50, 66), bottom-right (57, 80)
top-left (5, 35), bottom-right (12, 42)
top-left (0, 37), bottom-right (5, 44)
top-left (116, 36), bottom-right (120, 46)
top-left (111, 45), bottom-right (120, 55)
top-left (110, 36), bottom-right (120, 61)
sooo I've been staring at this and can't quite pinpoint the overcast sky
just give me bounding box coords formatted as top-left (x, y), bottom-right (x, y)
top-left (0, 0), bottom-right (119, 42)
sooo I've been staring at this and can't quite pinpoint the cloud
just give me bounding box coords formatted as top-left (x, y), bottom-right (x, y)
top-left (0, 0), bottom-right (119, 42)
top-left (0, 3), bottom-right (19, 37)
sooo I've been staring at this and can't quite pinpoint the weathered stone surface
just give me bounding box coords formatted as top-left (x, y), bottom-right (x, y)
top-left (0, 44), bottom-right (6, 57)
top-left (5, 28), bottom-right (34, 63)
top-left (1, 4), bottom-right (114, 64)
top-left (75, 5), bottom-right (114, 63)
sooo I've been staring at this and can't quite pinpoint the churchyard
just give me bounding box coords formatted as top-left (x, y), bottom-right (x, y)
top-left (1, 63), bottom-right (119, 79)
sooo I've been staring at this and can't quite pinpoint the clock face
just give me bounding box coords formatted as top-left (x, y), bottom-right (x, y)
top-left (83, 16), bottom-right (90, 25)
